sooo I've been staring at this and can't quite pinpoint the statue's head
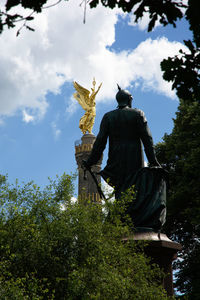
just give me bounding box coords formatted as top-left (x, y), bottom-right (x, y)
top-left (116, 84), bottom-right (133, 108)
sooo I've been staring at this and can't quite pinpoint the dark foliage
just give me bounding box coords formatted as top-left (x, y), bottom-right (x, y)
top-left (161, 40), bottom-right (200, 103)
top-left (155, 100), bottom-right (200, 299)
top-left (0, 0), bottom-right (56, 35)
top-left (90, 0), bottom-right (185, 32)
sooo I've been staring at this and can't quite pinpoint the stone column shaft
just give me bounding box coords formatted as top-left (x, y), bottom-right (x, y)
top-left (75, 133), bottom-right (103, 203)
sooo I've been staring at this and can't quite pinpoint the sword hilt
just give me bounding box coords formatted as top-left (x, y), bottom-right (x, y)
top-left (83, 168), bottom-right (87, 180)
top-left (82, 160), bottom-right (89, 180)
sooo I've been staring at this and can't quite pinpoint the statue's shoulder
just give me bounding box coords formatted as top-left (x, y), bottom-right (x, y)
top-left (101, 110), bottom-right (116, 123)
top-left (132, 108), bottom-right (146, 117)
top-left (104, 109), bottom-right (118, 117)
top-left (104, 108), bottom-right (145, 118)
top-left (133, 108), bottom-right (144, 114)
top-left (132, 108), bottom-right (147, 123)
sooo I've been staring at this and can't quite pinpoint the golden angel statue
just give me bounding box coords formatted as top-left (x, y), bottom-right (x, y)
top-left (73, 78), bottom-right (102, 134)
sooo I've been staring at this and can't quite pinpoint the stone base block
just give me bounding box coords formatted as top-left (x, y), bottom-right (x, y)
top-left (123, 231), bottom-right (182, 296)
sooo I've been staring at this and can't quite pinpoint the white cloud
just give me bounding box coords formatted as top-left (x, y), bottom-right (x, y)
top-left (0, 118), bottom-right (5, 126)
top-left (60, 196), bottom-right (77, 210)
top-left (128, 11), bottom-right (161, 31)
top-left (102, 179), bottom-right (114, 200)
top-left (65, 96), bottom-right (79, 115)
top-left (22, 110), bottom-right (35, 123)
top-left (89, 37), bottom-right (186, 99)
top-left (71, 196), bottom-right (77, 203)
top-left (51, 121), bottom-right (61, 140)
top-left (0, 0), bottom-right (186, 121)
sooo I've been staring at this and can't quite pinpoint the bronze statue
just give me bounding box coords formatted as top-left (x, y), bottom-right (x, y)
top-left (84, 86), bottom-right (166, 232)
top-left (73, 79), bottom-right (102, 134)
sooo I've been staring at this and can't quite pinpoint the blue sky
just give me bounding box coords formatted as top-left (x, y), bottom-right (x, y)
top-left (0, 1), bottom-right (190, 196)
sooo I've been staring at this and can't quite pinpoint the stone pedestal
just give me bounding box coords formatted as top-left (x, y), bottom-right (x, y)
top-left (123, 231), bottom-right (182, 296)
top-left (75, 133), bottom-right (103, 203)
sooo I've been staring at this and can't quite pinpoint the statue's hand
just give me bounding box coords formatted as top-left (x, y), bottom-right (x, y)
top-left (149, 164), bottom-right (169, 179)
top-left (82, 160), bottom-right (90, 170)
top-left (149, 164), bottom-right (161, 168)
top-left (81, 160), bottom-right (90, 180)
top-left (149, 161), bottom-right (161, 168)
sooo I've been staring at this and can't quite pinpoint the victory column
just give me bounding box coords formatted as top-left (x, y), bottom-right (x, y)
top-left (73, 78), bottom-right (103, 203)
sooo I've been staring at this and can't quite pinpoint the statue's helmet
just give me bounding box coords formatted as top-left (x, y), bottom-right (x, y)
top-left (116, 84), bottom-right (132, 107)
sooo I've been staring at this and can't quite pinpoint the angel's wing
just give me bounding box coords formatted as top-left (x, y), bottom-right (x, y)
top-left (74, 81), bottom-right (90, 102)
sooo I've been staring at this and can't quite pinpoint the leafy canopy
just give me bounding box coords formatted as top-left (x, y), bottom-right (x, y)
top-left (0, 173), bottom-right (169, 299)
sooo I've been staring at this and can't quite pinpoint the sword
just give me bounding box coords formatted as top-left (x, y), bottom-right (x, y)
top-left (82, 160), bottom-right (106, 200)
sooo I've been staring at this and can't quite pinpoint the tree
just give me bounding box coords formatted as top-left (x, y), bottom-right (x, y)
top-left (0, 0), bottom-right (188, 35)
top-left (155, 99), bottom-right (200, 299)
top-left (0, 173), bottom-right (169, 299)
